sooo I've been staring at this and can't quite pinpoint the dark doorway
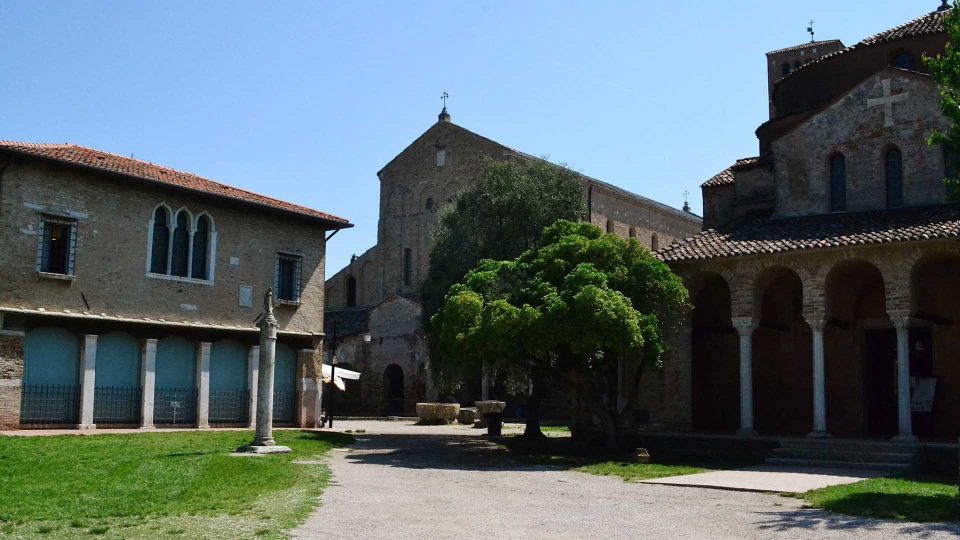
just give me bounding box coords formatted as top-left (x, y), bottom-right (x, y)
top-left (690, 273), bottom-right (739, 433)
top-left (863, 329), bottom-right (898, 437)
top-left (383, 364), bottom-right (404, 415)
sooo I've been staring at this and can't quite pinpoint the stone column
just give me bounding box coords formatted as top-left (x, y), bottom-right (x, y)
top-left (481, 369), bottom-right (490, 401)
top-left (196, 342), bottom-right (211, 429)
top-left (806, 316), bottom-right (829, 438)
top-left (247, 345), bottom-right (260, 429)
top-left (0, 330), bottom-right (26, 430)
top-left (297, 349), bottom-right (313, 427)
top-left (892, 315), bottom-right (916, 442)
top-left (77, 334), bottom-right (98, 430)
top-left (732, 318), bottom-right (758, 436)
top-left (140, 339), bottom-right (158, 429)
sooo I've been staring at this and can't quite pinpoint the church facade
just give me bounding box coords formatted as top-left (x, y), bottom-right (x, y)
top-left (0, 142), bottom-right (351, 430)
top-left (656, 5), bottom-right (960, 443)
top-left (324, 112), bottom-right (702, 416)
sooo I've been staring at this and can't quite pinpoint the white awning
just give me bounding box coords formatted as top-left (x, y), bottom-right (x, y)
top-left (321, 364), bottom-right (361, 391)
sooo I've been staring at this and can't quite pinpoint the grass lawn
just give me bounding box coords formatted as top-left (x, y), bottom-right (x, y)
top-left (576, 461), bottom-right (708, 482)
top-left (800, 476), bottom-right (959, 523)
top-left (0, 430), bottom-right (352, 539)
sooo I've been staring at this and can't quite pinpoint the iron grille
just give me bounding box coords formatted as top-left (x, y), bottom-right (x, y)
top-left (209, 389), bottom-right (249, 424)
top-left (93, 386), bottom-right (142, 424)
top-left (20, 384), bottom-right (80, 425)
top-left (153, 387), bottom-right (198, 425)
top-left (273, 389), bottom-right (296, 423)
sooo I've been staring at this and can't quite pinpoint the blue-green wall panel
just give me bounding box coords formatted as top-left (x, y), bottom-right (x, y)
top-left (210, 340), bottom-right (247, 391)
top-left (95, 332), bottom-right (140, 388)
top-left (274, 343), bottom-right (296, 393)
top-left (155, 336), bottom-right (196, 389)
top-left (23, 328), bottom-right (80, 386)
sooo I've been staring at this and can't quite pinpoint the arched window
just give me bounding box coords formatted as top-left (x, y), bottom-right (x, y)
top-left (893, 51), bottom-right (915, 70)
top-left (606, 219), bottom-right (614, 234)
top-left (403, 248), bottom-right (412, 286)
top-left (171, 210), bottom-right (191, 277)
top-left (885, 148), bottom-right (904, 208)
top-left (150, 207), bottom-right (170, 274)
top-left (651, 233), bottom-right (659, 251)
top-left (425, 197), bottom-right (434, 211)
top-left (191, 214), bottom-right (210, 280)
top-left (629, 226), bottom-right (637, 239)
top-left (829, 153), bottom-right (847, 211)
top-left (345, 276), bottom-right (357, 308)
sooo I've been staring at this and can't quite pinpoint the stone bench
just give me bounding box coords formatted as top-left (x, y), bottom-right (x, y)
top-left (415, 403), bottom-right (460, 425)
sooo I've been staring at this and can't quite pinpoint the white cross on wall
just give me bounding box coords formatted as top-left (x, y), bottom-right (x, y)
top-left (866, 79), bottom-right (908, 128)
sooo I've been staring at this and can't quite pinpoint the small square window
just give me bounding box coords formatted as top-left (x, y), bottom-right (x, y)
top-left (36, 216), bottom-right (77, 277)
top-left (275, 253), bottom-right (302, 303)
top-left (436, 149), bottom-right (446, 167)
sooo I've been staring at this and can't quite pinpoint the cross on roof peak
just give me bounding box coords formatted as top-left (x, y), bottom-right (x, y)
top-left (807, 19), bottom-right (815, 42)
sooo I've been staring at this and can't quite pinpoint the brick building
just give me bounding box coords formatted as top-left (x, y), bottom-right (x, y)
top-left (0, 142), bottom-right (351, 430)
top-left (653, 4), bottom-right (960, 448)
top-left (324, 111), bottom-right (702, 416)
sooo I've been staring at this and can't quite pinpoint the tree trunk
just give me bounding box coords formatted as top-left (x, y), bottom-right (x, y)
top-left (524, 372), bottom-right (546, 438)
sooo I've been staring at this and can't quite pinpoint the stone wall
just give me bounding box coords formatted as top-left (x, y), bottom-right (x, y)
top-left (0, 157), bottom-right (328, 335)
top-left (0, 333), bottom-right (24, 429)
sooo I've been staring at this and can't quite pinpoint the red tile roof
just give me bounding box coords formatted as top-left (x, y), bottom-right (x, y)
top-left (0, 142), bottom-right (351, 227)
top-left (700, 157), bottom-right (761, 188)
top-left (781, 8), bottom-right (951, 81)
top-left (657, 204), bottom-right (960, 262)
top-left (766, 39), bottom-right (843, 56)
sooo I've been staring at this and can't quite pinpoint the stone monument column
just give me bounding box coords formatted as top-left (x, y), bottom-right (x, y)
top-left (892, 315), bottom-right (916, 442)
top-left (806, 316), bottom-right (829, 438)
top-left (732, 318), bottom-right (758, 436)
top-left (236, 289), bottom-right (291, 455)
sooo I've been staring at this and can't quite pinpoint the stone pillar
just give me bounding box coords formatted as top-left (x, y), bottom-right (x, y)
top-left (247, 345), bottom-right (260, 429)
top-left (892, 315), bottom-right (916, 442)
top-left (140, 339), bottom-right (158, 430)
top-left (806, 316), bottom-right (829, 438)
top-left (297, 349), bottom-right (313, 427)
top-left (0, 330), bottom-right (25, 430)
top-left (77, 334), bottom-right (98, 430)
top-left (733, 318), bottom-right (758, 436)
top-left (196, 342), bottom-right (211, 429)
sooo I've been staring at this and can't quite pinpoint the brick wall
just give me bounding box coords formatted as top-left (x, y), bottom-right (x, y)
top-left (0, 334), bottom-right (24, 429)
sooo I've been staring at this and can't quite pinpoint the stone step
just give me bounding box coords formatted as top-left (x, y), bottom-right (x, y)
top-left (772, 447), bottom-right (917, 464)
top-left (777, 438), bottom-right (919, 453)
top-left (765, 457), bottom-right (913, 474)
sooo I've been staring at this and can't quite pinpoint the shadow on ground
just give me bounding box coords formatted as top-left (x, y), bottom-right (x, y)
top-left (755, 507), bottom-right (960, 538)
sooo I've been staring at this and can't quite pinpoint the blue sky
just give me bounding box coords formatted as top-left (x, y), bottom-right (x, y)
top-left (0, 1), bottom-right (931, 273)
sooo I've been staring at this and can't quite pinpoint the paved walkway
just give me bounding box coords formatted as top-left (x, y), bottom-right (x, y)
top-left (642, 464), bottom-right (884, 493)
top-left (293, 421), bottom-right (960, 539)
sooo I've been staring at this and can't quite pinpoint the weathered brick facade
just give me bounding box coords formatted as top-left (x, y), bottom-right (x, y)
top-left (0, 333), bottom-right (24, 430)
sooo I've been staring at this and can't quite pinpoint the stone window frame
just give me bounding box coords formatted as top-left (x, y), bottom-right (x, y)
top-left (828, 151), bottom-right (847, 212)
top-left (35, 213), bottom-right (78, 281)
top-left (275, 251), bottom-right (303, 305)
top-left (403, 248), bottom-right (413, 287)
top-left (145, 203), bottom-right (217, 286)
top-left (884, 145), bottom-right (905, 208)
top-left (651, 233), bottom-right (659, 252)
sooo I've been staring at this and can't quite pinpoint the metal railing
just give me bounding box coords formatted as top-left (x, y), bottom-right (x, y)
top-left (209, 389), bottom-right (250, 424)
top-left (153, 387), bottom-right (198, 425)
top-left (93, 386), bottom-right (142, 424)
top-left (20, 384), bottom-right (81, 425)
top-left (273, 389), bottom-right (296, 423)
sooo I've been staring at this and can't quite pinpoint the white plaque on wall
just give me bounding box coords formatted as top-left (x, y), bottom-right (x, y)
top-left (239, 285), bottom-right (253, 308)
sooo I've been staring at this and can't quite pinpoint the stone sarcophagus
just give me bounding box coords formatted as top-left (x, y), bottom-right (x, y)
top-left (416, 403), bottom-right (460, 424)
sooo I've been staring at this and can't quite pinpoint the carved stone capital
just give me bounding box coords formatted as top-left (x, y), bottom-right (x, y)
top-left (731, 317), bottom-right (758, 337)
top-left (804, 314), bottom-right (826, 332)
top-left (889, 311), bottom-right (911, 330)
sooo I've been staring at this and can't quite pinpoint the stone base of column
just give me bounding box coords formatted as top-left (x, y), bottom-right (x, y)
top-left (806, 430), bottom-right (831, 439)
top-left (139, 426), bottom-right (157, 430)
top-left (232, 444), bottom-right (291, 456)
top-left (892, 434), bottom-right (918, 444)
top-left (736, 428), bottom-right (758, 437)
top-left (76, 423), bottom-right (96, 430)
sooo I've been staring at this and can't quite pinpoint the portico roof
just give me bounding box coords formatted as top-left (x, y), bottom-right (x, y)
top-left (657, 203), bottom-right (960, 262)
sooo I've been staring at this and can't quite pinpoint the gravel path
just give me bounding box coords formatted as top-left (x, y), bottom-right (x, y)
top-left (293, 421), bottom-right (960, 539)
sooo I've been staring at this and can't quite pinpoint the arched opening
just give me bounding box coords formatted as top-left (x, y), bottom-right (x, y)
top-left (403, 248), bottom-right (413, 287)
top-left (690, 273), bottom-right (739, 433)
top-left (629, 226), bottom-right (637, 239)
top-left (94, 332), bottom-right (141, 425)
top-left (191, 214), bottom-right (211, 280)
top-left (345, 276), bottom-right (358, 308)
top-left (892, 50), bottom-right (916, 71)
top-left (885, 147), bottom-right (904, 208)
top-left (383, 364), bottom-right (404, 415)
top-left (209, 339), bottom-right (249, 425)
top-left (21, 327), bottom-right (81, 426)
top-left (154, 336), bottom-right (197, 425)
top-left (150, 206), bottom-right (170, 274)
top-left (605, 219), bottom-right (614, 234)
top-left (171, 210), bottom-right (191, 277)
top-left (651, 234), bottom-right (659, 251)
top-left (829, 153), bottom-right (846, 212)
top-left (753, 266), bottom-right (811, 435)
top-left (825, 260), bottom-right (888, 437)
top-left (911, 253), bottom-right (960, 440)
top-left (273, 344), bottom-right (298, 424)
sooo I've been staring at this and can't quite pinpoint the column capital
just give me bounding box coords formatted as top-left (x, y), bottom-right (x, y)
top-left (731, 318), bottom-right (758, 336)
top-left (889, 312), bottom-right (911, 330)
top-left (804, 315), bottom-right (826, 331)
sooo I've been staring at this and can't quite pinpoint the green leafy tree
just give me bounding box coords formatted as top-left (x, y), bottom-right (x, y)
top-left (925, 1), bottom-right (960, 199)
top-left (431, 221), bottom-right (689, 446)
